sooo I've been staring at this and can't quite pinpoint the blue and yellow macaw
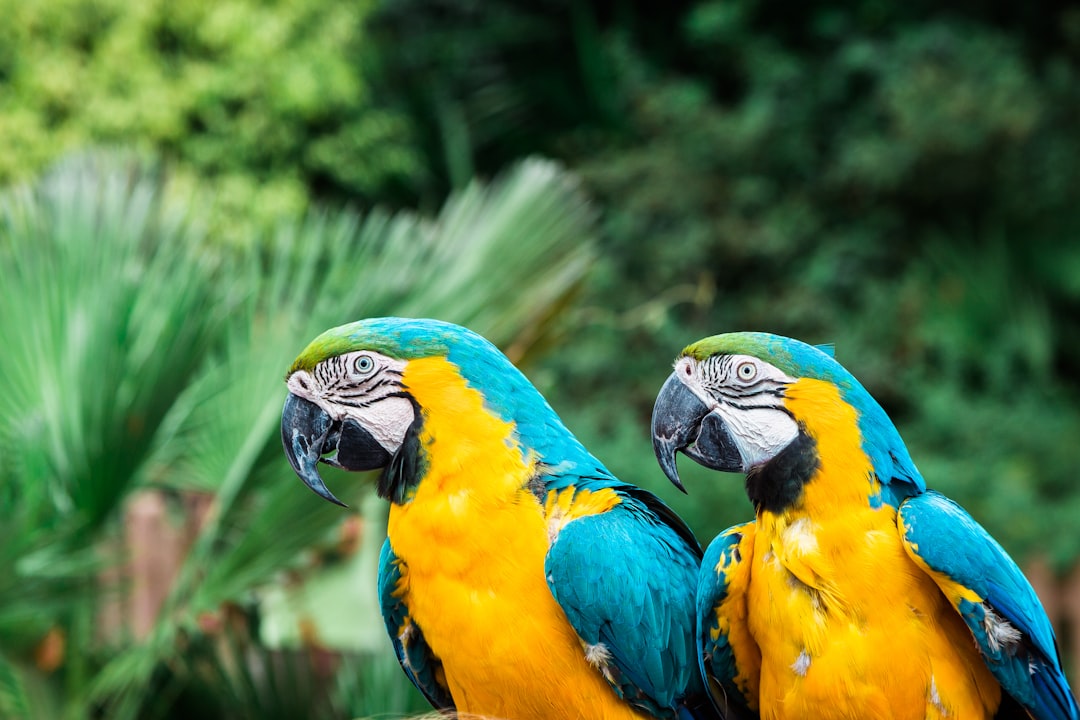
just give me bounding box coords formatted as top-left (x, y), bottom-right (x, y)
top-left (650, 332), bottom-right (1079, 720)
top-left (280, 318), bottom-right (718, 720)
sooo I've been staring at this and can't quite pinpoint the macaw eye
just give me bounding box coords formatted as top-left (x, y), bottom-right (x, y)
top-left (736, 361), bottom-right (757, 382)
top-left (353, 354), bottom-right (375, 375)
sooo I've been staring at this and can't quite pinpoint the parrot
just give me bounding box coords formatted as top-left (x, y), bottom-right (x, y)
top-left (649, 332), bottom-right (1079, 720)
top-left (280, 317), bottom-right (719, 720)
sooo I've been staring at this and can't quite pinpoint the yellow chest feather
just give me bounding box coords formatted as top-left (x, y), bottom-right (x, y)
top-left (740, 380), bottom-right (1001, 720)
top-left (385, 358), bottom-right (647, 719)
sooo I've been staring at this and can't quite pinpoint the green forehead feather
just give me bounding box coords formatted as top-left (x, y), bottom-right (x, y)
top-left (287, 318), bottom-right (456, 375)
top-left (683, 332), bottom-right (788, 363)
top-left (681, 332), bottom-right (831, 379)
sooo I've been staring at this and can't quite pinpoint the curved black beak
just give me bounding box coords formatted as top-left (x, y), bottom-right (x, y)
top-left (651, 373), bottom-right (744, 491)
top-left (280, 393), bottom-right (393, 507)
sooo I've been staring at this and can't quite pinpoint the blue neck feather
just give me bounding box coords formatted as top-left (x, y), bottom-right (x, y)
top-left (758, 334), bottom-right (927, 506)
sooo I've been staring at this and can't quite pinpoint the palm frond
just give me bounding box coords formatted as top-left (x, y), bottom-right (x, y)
top-left (0, 151), bottom-right (227, 715)
top-left (0, 653), bottom-right (31, 720)
top-left (0, 151), bottom-right (222, 531)
top-left (333, 651), bottom-right (431, 719)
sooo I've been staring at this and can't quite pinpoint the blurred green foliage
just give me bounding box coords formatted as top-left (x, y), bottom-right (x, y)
top-left (0, 0), bottom-right (423, 236)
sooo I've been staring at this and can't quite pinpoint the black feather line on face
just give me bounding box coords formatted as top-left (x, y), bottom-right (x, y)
top-left (377, 399), bottom-right (427, 505)
top-left (745, 427), bottom-right (820, 514)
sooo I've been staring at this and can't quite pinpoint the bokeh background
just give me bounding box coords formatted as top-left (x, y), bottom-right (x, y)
top-left (2, 0), bottom-right (1080, 717)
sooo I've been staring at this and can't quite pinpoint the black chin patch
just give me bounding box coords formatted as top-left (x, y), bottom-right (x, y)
top-left (745, 429), bottom-right (820, 514)
top-left (329, 419), bottom-right (392, 471)
top-left (377, 403), bottom-right (427, 505)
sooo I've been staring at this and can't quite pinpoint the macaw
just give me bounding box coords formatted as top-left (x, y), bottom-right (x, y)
top-left (650, 332), bottom-right (1079, 720)
top-left (280, 317), bottom-right (718, 720)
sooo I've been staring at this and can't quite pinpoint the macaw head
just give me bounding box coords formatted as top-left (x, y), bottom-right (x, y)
top-left (281, 317), bottom-right (588, 506)
top-left (651, 332), bottom-right (923, 512)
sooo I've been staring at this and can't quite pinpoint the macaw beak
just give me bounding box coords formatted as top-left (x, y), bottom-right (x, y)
top-left (280, 393), bottom-right (392, 507)
top-left (651, 373), bottom-right (744, 491)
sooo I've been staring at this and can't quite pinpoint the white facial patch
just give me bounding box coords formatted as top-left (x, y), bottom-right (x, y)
top-left (357, 395), bottom-right (415, 453)
top-left (287, 353), bottom-right (412, 453)
top-left (719, 405), bottom-right (799, 469)
top-left (678, 353), bottom-right (800, 470)
top-left (673, 356), bottom-right (719, 411)
top-left (288, 370), bottom-right (332, 415)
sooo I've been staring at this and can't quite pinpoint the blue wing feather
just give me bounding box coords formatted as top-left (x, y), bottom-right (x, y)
top-left (899, 491), bottom-right (1079, 720)
top-left (377, 538), bottom-right (454, 710)
top-left (544, 487), bottom-right (703, 718)
top-left (698, 525), bottom-right (758, 720)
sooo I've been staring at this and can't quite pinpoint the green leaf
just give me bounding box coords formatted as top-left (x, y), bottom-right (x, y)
top-left (0, 653), bottom-right (31, 720)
